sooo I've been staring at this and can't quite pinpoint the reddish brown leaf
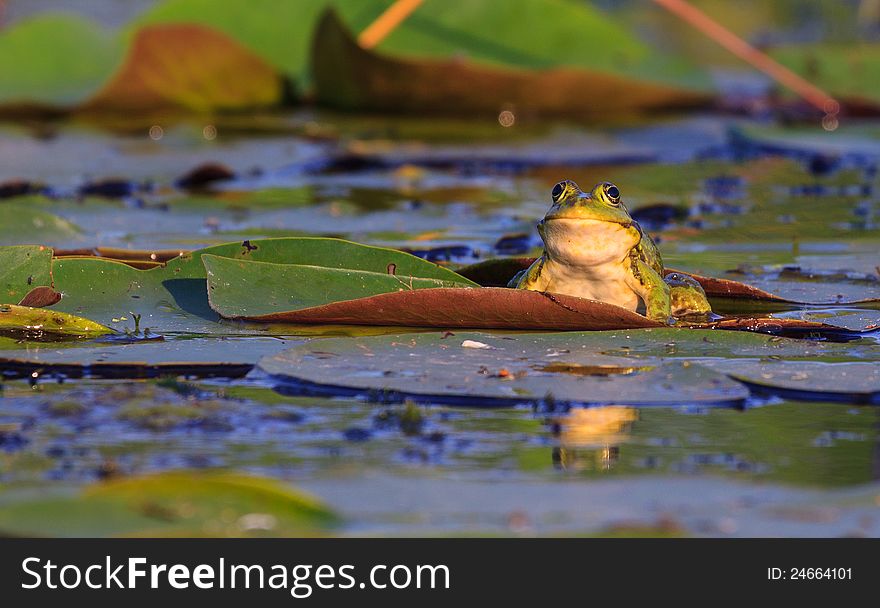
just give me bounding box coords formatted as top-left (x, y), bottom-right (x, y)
top-left (213, 285), bottom-right (874, 341)
top-left (17, 286), bottom-right (61, 308)
top-left (82, 24), bottom-right (284, 113)
top-left (667, 268), bottom-right (788, 302)
top-left (218, 287), bottom-right (664, 331)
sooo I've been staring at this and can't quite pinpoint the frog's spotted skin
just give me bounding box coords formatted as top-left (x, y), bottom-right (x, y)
top-left (510, 180), bottom-right (711, 323)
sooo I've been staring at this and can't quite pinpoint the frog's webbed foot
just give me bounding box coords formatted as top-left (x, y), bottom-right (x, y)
top-left (664, 272), bottom-right (712, 318)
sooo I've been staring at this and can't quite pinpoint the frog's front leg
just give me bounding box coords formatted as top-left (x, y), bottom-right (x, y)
top-left (509, 256), bottom-right (549, 290)
top-left (626, 257), bottom-right (671, 323)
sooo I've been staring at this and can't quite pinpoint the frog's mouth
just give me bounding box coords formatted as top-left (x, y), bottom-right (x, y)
top-left (541, 215), bottom-right (632, 228)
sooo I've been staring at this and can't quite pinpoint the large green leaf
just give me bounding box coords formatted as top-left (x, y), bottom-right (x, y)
top-left (47, 238), bottom-right (473, 333)
top-left (0, 203), bottom-right (82, 246)
top-left (0, 245), bottom-right (54, 304)
top-left (0, 13), bottom-right (121, 107)
top-left (203, 255), bottom-right (475, 317)
top-left (770, 42), bottom-right (880, 106)
top-left (0, 471), bottom-right (337, 537)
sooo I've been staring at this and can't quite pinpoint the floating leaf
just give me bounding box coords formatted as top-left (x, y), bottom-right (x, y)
top-left (259, 332), bottom-right (748, 407)
top-left (44, 238), bottom-right (470, 333)
top-left (17, 286), bottom-right (62, 308)
top-left (0, 304), bottom-right (113, 339)
top-left (0, 203), bottom-right (82, 246)
top-left (770, 42), bottom-right (880, 110)
top-left (83, 23), bottom-right (285, 113)
top-left (0, 245), bottom-right (54, 304)
top-left (0, 13), bottom-right (121, 109)
top-left (0, 471), bottom-right (337, 537)
top-left (203, 255), bottom-right (476, 317)
top-left (210, 284), bottom-right (662, 330)
top-left (699, 360), bottom-right (880, 405)
top-left (311, 9), bottom-right (712, 117)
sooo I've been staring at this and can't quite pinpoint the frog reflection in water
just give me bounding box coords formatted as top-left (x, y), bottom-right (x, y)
top-left (510, 180), bottom-right (711, 323)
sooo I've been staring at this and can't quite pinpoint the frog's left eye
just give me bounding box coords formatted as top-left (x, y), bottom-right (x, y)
top-left (551, 181), bottom-right (566, 202)
top-left (603, 183), bottom-right (621, 204)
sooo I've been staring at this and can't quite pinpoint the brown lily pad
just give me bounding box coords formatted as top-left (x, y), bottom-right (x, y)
top-left (17, 286), bottom-right (62, 308)
top-left (208, 282), bottom-right (873, 341)
top-left (82, 24), bottom-right (285, 113)
top-left (212, 286), bottom-right (664, 331)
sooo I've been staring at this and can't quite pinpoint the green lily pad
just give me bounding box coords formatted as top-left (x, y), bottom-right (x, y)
top-left (0, 471), bottom-right (337, 537)
top-left (259, 332), bottom-right (749, 407)
top-left (45, 238), bottom-right (471, 333)
top-left (0, 13), bottom-right (121, 107)
top-left (0, 304), bottom-right (113, 339)
top-left (0, 245), bottom-right (54, 304)
top-left (770, 42), bottom-right (880, 107)
top-left (203, 254), bottom-right (475, 317)
top-left (0, 203), bottom-right (83, 246)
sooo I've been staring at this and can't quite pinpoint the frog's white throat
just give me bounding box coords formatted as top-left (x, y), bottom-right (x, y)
top-left (540, 218), bottom-right (638, 268)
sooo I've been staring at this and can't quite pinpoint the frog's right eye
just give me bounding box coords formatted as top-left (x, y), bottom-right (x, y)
top-left (551, 182), bottom-right (565, 202)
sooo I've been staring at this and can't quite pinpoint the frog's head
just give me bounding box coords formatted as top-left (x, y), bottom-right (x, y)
top-left (542, 180), bottom-right (633, 225)
top-left (537, 180), bottom-right (639, 268)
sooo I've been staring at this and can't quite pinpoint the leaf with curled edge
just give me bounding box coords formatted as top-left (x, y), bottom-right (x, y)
top-left (202, 255), bottom-right (480, 318)
top-left (205, 257), bottom-right (876, 340)
top-left (0, 304), bottom-right (113, 339)
top-left (82, 23), bottom-right (285, 113)
top-left (698, 360), bottom-right (880, 405)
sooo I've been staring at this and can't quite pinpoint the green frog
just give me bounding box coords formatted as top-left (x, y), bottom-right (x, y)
top-left (509, 180), bottom-right (711, 323)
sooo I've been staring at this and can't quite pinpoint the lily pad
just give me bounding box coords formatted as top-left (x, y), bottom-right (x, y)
top-left (203, 255), bottom-right (474, 317)
top-left (0, 13), bottom-right (121, 108)
top-left (36, 238), bottom-right (466, 333)
top-left (83, 23), bottom-right (285, 113)
top-left (699, 360), bottom-right (880, 405)
top-left (0, 471), bottom-right (337, 537)
top-left (209, 284), bottom-right (663, 330)
top-left (259, 332), bottom-right (748, 407)
top-left (312, 8), bottom-right (712, 117)
top-left (770, 42), bottom-right (880, 109)
top-left (0, 245), bottom-right (54, 304)
top-left (0, 203), bottom-right (83, 246)
top-left (0, 304), bottom-right (113, 339)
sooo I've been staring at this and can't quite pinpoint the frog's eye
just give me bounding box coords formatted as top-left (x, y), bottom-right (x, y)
top-left (603, 183), bottom-right (621, 204)
top-left (551, 181), bottom-right (565, 202)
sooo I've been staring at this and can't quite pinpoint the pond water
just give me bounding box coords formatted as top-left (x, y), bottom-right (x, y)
top-left (1, 110), bottom-right (879, 537)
